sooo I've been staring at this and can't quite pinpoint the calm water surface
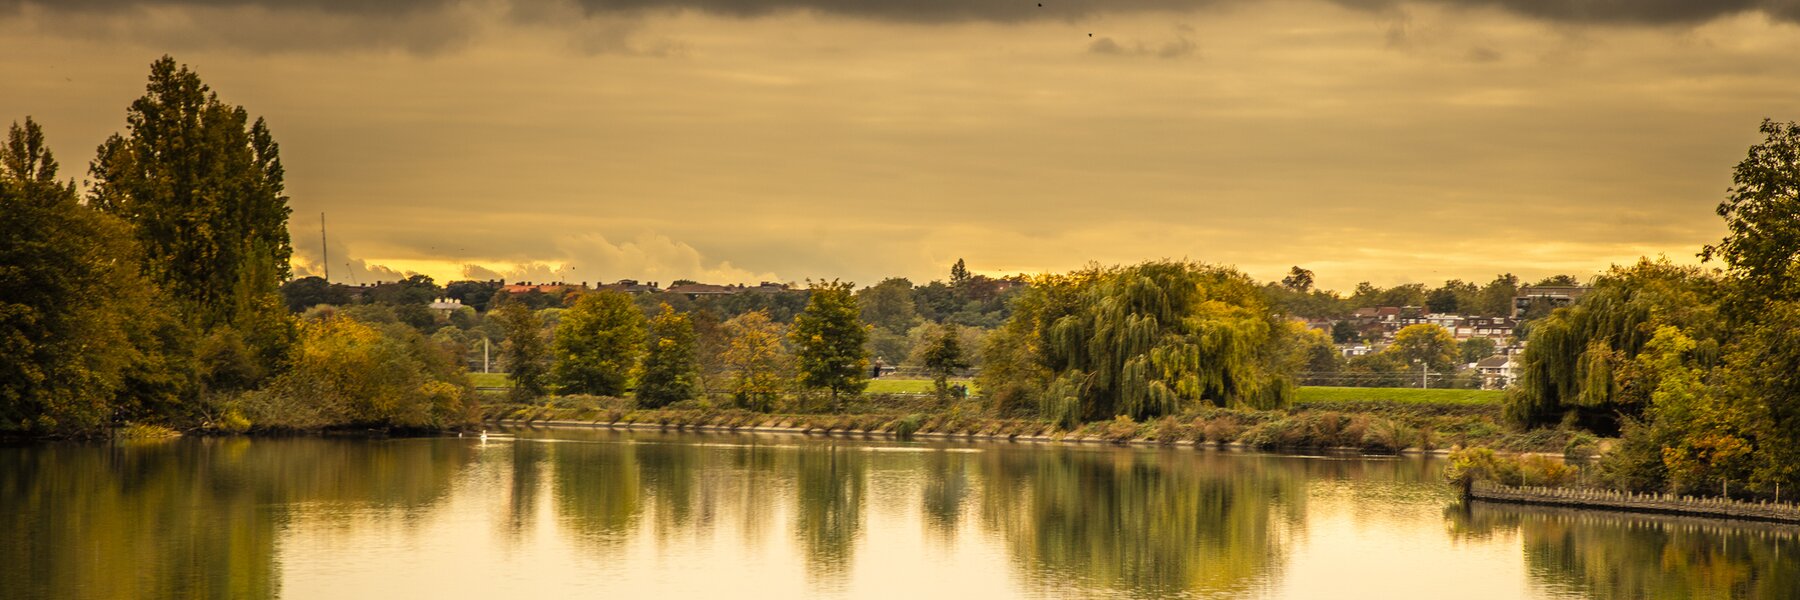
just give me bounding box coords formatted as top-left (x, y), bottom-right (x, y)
top-left (3, 428), bottom-right (1796, 599)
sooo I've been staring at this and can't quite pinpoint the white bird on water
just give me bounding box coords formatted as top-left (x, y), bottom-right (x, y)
top-left (479, 430), bottom-right (489, 442)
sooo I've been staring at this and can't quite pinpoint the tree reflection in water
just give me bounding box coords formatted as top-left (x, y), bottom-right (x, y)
top-left (1447, 501), bottom-right (1800, 598)
top-left (976, 447), bottom-right (1304, 598)
top-left (0, 437), bottom-right (473, 599)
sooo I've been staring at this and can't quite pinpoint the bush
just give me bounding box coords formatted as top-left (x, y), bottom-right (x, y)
top-left (889, 410), bottom-right (921, 439)
top-left (1445, 446), bottom-right (1580, 488)
top-left (1361, 418), bottom-right (1418, 453)
top-left (1152, 417), bottom-right (1188, 444)
top-left (1563, 431), bottom-right (1600, 461)
top-left (243, 315), bottom-right (477, 430)
top-left (1202, 417), bottom-right (1244, 443)
top-left (1102, 415), bottom-right (1140, 443)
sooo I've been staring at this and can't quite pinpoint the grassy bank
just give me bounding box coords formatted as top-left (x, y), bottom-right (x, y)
top-left (482, 388), bottom-right (1585, 454)
top-left (1296, 386), bottom-right (1505, 406)
top-left (469, 372), bottom-right (510, 388)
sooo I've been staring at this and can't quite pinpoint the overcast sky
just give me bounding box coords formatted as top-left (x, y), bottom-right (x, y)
top-left (3, 0), bottom-right (1795, 290)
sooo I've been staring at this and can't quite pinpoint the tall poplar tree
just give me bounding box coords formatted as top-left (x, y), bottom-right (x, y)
top-left (494, 299), bottom-right (550, 402)
top-left (88, 56), bottom-right (294, 388)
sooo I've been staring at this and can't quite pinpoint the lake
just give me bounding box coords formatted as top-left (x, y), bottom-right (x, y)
top-left (3, 428), bottom-right (1795, 599)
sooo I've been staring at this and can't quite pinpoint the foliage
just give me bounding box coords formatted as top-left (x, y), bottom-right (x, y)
top-left (1002, 261), bottom-right (1294, 429)
top-left (551, 291), bottom-right (644, 397)
top-left (88, 56), bottom-right (293, 372)
top-left (1280, 266), bottom-right (1314, 292)
top-left (493, 300), bottom-right (550, 401)
top-left (279, 276), bottom-right (350, 312)
top-left (721, 310), bottom-right (788, 412)
top-left (636, 304), bottom-right (699, 408)
top-left (1283, 326), bottom-right (1342, 385)
top-left (857, 277), bottom-right (919, 335)
top-left (1702, 119), bottom-right (1800, 309)
top-left (791, 280), bottom-right (870, 411)
top-left (1459, 337), bottom-right (1497, 364)
top-left (444, 280), bottom-right (504, 312)
top-left (919, 323), bottom-right (970, 404)
top-left (1444, 447), bottom-right (1578, 488)
top-left (236, 313), bottom-right (475, 429)
top-left (1388, 324), bottom-right (1460, 373)
top-left (0, 118), bottom-right (192, 434)
top-left (1504, 258), bottom-right (1722, 431)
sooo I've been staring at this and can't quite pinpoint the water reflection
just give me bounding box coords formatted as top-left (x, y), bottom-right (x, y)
top-left (0, 437), bottom-right (472, 599)
top-left (5, 431), bottom-right (1799, 599)
top-left (977, 448), bottom-right (1303, 598)
top-left (1447, 501), bottom-right (1800, 598)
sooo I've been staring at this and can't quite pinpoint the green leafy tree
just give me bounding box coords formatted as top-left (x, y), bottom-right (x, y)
top-left (1005, 261), bottom-right (1293, 428)
top-left (239, 313), bottom-right (476, 429)
top-left (856, 277), bottom-right (919, 334)
top-left (88, 56), bottom-right (294, 393)
top-left (279, 276), bottom-right (350, 312)
top-left (1504, 258), bottom-right (1721, 430)
top-left (551, 291), bottom-right (644, 397)
top-left (791, 280), bottom-right (869, 411)
top-left (636, 304), bottom-right (698, 408)
top-left (493, 300), bottom-right (550, 401)
top-left (444, 280), bottom-right (504, 312)
top-left (1459, 337), bottom-right (1497, 364)
top-left (0, 119), bottom-right (187, 433)
top-left (1534, 274), bottom-right (1582, 287)
top-left (950, 259), bottom-right (971, 287)
top-left (1280, 266), bottom-right (1314, 292)
top-left (1475, 274), bottom-right (1521, 317)
top-left (1703, 119), bottom-right (1800, 310)
top-left (918, 323), bottom-right (970, 404)
top-left (1427, 279), bottom-right (1478, 313)
top-left (1386, 324), bottom-right (1460, 381)
top-left (89, 56), bottom-right (292, 331)
top-left (722, 310), bottom-right (788, 412)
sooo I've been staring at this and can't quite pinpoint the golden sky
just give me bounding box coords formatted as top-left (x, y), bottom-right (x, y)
top-left (3, 0), bottom-right (1796, 291)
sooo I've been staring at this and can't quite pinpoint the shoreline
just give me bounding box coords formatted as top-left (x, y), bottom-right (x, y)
top-left (1465, 480), bottom-right (1800, 525)
top-left (487, 417), bottom-right (1457, 457)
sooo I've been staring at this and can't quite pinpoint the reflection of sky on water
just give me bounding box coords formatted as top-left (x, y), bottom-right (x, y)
top-left (4, 429), bottom-right (1796, 599)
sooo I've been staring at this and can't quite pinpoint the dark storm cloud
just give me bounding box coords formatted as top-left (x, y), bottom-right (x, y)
top-left (3, 0), bottom-right (1797, 25)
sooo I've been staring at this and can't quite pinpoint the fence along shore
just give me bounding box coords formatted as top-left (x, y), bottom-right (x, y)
top-left (1467, 480), bottom-right (1800, 525)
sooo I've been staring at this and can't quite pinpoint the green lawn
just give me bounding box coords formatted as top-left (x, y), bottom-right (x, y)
top-left (865, 378), bottom-right (977, 395)
top-left (1295, 386), bottom-right (1504, 406)
top-left (470, 372), bottom-right (512, 388)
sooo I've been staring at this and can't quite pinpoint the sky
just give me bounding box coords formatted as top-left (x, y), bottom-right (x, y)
top-left (2, 0), bottom-right (1796, 292)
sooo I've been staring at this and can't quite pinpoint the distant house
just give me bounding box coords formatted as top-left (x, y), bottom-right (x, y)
top-left (1514, 285), bottom-right (1591, 317)
top-left (1338, 344), bottom-right (1376, 358)
top-left (1464, 316), bottom-right (1517, 340)
top-left (1475, 354), bottom-right (1517, 389)
top-left (502, 282), bottom-right (584, 295)
top-left (594, 279), bottom-right (659, 295)
top-left (665, 283), bottom-right (739, 299)
top-left (428, 297), bottom-right (464, 313)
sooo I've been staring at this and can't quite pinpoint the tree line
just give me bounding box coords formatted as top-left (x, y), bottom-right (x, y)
top-left (1495, 119), bottom-right (1800, 501)
top-left (1, 57), bottom-right (474, 435)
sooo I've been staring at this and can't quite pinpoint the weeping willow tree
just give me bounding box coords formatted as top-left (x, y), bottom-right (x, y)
top-left (988, 261), bottom-right (1293, 428)
top-left (1504, 259), bottom-right (1722, 431)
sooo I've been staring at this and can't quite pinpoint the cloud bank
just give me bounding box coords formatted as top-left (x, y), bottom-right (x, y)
top-left (3, 0), bottom-right (1797, 54)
